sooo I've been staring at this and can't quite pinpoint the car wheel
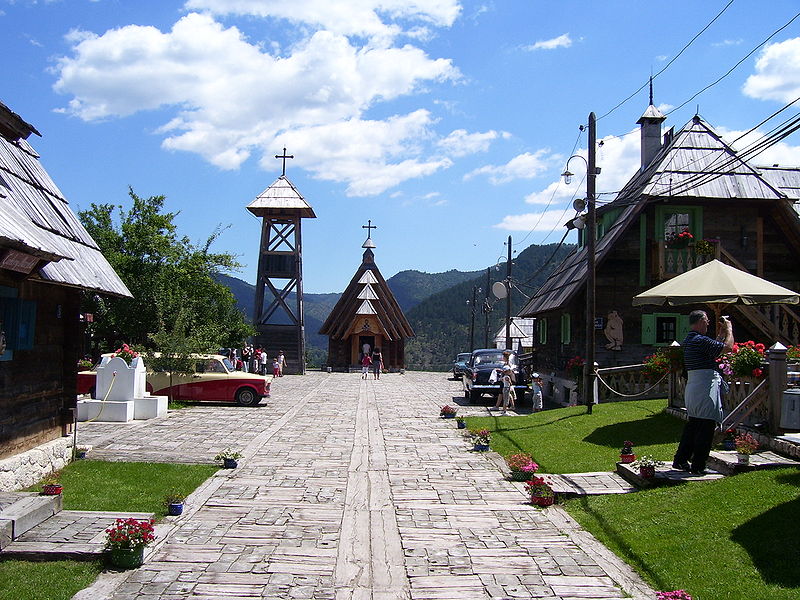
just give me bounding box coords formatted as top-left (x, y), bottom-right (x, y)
top-left (235, 387), bottom-right (258, 406)
top-left (470, 390), bottom-right (481, 402)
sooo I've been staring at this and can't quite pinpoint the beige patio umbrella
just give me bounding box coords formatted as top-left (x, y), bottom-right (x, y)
top-left (633, 259), bottom-right (799, 324)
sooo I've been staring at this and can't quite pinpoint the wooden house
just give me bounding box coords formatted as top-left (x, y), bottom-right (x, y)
top-left (519, 103), bottom-right (800, 384)
top-left (319, 237), bottom-right (413, 370)
top-left (0, 101), bottom-right (130, 461)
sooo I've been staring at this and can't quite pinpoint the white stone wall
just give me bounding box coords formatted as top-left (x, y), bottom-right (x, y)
top-left (0, 437), bottom-right (73, 492)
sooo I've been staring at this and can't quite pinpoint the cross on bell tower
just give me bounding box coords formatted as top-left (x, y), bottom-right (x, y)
top-left (246, 151), bottom-right (315, 374)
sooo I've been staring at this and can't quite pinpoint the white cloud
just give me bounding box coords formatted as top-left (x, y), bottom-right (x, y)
top-left (712, 39), bottom-right (743, 47)
top-left (743, 37), bottom-right (800, 102)
top-left (256, 110), bottom-right (453, 196)
top-left (497, 130), bottom-right (641, 230)
top-left (52, 11), bottom-right (460, 193)
top-left (465, 149), bottom-right (557, 184)
top-left (437, 128), bottom-right (509, 157)
top-left (524, 33), bottom-right (571, 51)
top-left (184, 0), bottom-right (462, 42)
top-left (719, 126), bottom-right (800, 167)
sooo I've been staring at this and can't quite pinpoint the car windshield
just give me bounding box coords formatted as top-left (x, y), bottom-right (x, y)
top-left (474, 352), bottom-right (517, 367)
top-left (457, 353), bottom-right (471, 362)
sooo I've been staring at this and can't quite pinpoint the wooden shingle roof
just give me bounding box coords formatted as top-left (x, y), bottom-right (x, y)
top-left (0, 102), bottom-right (131, 297)
top-left (246, 175), bottom-right (316, 219)
top-left (519, 114), bottom-right (797, 317)
top-left (319, 248), bottom-right (414, 341)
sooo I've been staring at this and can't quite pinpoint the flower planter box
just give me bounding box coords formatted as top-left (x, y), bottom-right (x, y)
top-left (639, 466), bottom-right (656, 479)
top-left (108, 546), bottom-right (144, 569)
top-left (531, 495), bottom-right (554, 507)
top-left (42, 484), bottom-right (63, 496)
top-left (619, 454), bottom-right (636, 464)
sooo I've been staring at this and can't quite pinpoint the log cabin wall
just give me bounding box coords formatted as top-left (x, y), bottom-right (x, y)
top-left (0, 278), bottom-right (79, 459)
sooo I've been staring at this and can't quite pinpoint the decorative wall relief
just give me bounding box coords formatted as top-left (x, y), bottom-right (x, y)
top-left (604, 310), bottom-right (623, 351)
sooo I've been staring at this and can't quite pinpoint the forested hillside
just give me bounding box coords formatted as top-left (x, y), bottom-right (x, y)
top-left (404, 243), bottom-right (574, 370)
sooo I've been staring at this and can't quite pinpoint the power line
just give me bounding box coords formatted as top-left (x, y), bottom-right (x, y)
top-left (598, 0), bottom-right (735, 122)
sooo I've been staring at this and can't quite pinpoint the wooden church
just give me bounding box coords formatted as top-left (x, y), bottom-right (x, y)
top-left (319, 224), bottom-right (413, 371)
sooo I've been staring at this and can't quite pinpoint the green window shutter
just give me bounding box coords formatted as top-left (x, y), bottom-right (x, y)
top-left (538, 317), bottom-right (548, 345)
top-left (677, 314), bottom-right (690, 342)
top-left (0, 297), bottom-right (20, 350)
top-left (17, 300), bottom-right (36, 350)
top-left (641, 314), bottom-right (656, 345)
top-left (560, 313), bottom-right (571, 344)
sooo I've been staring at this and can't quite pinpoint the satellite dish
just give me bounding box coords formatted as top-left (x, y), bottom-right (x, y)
top-left (492, 281), bottom-right (507, 299)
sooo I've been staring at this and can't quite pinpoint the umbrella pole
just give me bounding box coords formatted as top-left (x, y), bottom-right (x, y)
top-left (708, 303), bottom-right (723, 336)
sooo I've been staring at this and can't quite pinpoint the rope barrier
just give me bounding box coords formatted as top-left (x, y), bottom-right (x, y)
top-left (86, 370), bottom-right (117, 423)
top-left (594, 369), bottom-right (669, 398)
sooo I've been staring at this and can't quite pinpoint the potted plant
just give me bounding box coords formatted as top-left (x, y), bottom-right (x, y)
top-left (665, 229), bottom-right (693, 249)
top-left (105, 517), bottom-right (156, 569)
top-left (111, 343), bottom-right (139, 365)
top-left (717, 341), bottom-right (767, 380)
top-left (506, 453), bottom-right (539, 481)
top-left (734, 432), bottom-right (759, 465)
top-left (721, 428), bottom-right (737, 451)
top-left (525, 476), bottom-right (555, 507)
top-left (215, 448), bottom-right (243, 468)
top-left (165, 491), bottom-right (185, 516)
top-left (455, 416), bottom-right (466, 429)
top-left (619, 440), bottom-right (636, 464)
top-left (74, 446), bottom-right (89, 460)
top-left (694, 238), bottom-right (717, 257)
top-left (440, 404), bottom-right (457, 418)
top-left (471, 428), bottom-right (491, 451)
top-left (41, 475), bottom-right (63, 496)
top-left (636, 455), bottom-right (663, 479)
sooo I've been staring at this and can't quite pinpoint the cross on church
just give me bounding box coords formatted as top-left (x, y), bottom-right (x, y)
top-left (275, 147), bottom-right (294, 176)
top-left (362, 220), bottom-right (377, 238)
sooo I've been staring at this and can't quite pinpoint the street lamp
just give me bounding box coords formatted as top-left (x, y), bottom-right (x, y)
top-left (562, 112), bottom-right (600, 414)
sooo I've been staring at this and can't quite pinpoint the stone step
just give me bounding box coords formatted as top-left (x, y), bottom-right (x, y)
top-left (0, 492), bottom-right (62, 550)
top-left (707, 450), bottom-right (800, 476)
top-left (616, 462), bottom-right (724, 488)
top-left (2, 509), bottom-right (154, 560)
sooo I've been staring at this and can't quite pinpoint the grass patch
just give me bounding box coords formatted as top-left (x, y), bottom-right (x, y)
top-left (464, 398), bottom-right (681, 472)
top-left (11, 461), bottom-right (217, 599)
top-left (0, 560), bottom-right (103, 600)
top-left (27, 460), bottom-right (218, 518)
top-left (564, 468), bottom-right (800, 599)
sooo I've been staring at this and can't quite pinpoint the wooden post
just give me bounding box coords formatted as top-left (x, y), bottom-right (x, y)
top-left (767, 341), bottom-right (787, 435)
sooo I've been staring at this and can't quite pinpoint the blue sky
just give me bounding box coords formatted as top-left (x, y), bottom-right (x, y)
top-left (3, 0), bottom-right (800, 293)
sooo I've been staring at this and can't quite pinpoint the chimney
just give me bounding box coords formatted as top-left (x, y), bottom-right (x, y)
top-left (637, 78), bottom-right (666, 170)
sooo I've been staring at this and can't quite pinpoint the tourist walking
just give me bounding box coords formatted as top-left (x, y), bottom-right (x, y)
top-left (278, 350), bottom-right (286, 376)
top-left (531, 373), bottom-right (543, 412)
top-left (673, 310), bottom-right (734, 475)
top-left (361, 353), bottom-right (372, 379)
top-left (371, 347), bottom-right (383, 379)
top-left (259, 348), bottom-right (269, 376)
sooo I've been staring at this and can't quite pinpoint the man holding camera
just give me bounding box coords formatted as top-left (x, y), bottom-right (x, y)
top-left (673, 310), bottom-right (734, 475)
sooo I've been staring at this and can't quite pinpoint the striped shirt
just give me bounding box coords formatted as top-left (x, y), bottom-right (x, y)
top-left (682, 330), bottom-right (724, 371)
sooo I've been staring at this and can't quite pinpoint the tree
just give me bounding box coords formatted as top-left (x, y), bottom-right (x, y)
top-left (79, 188), bottom-right (253, 355)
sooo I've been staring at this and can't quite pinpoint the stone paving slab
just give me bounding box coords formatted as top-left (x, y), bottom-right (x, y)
top-left (56, 372), bottom-right (657, 600)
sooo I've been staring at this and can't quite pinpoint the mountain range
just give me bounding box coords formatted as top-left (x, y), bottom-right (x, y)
top-left (216, 242), bottom-right (573, 369)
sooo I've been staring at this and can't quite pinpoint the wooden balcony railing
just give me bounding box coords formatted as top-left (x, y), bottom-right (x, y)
top-left (656, 241), bottom-right (718, 279)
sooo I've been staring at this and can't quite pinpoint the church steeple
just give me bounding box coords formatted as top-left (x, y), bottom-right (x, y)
top-left (636, 77), bottom-right (666, 170)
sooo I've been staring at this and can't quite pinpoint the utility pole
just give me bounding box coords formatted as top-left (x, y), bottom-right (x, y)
top-left (469, 286), bottom-right (478, 351)
top-left (585, 112), bottom-right (597, 414)
top-left (483, 267), bottom-right (491, 348)
top-left (505, 235), bottom-right (512, 350)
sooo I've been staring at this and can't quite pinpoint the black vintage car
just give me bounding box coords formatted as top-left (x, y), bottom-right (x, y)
top-left (462, 348), bottom-right (528, 403)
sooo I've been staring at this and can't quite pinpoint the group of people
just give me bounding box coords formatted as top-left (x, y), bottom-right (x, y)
top-left (360, 342), bottom-right (384, 379)
top-left (487, 351), bottom-right (544, 414)
top-left (233, 346), bottom-right (287, 377)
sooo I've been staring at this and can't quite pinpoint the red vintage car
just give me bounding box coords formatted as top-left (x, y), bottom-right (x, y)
top-left (77, 354), bottom-right (271, 406)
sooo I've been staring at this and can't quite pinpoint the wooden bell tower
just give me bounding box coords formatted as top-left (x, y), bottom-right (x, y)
top-left (246, 149), bottom-right (316, 374)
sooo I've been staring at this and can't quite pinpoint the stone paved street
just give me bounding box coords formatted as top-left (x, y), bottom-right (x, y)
top-left (74, 371), bottom-right (655, 600)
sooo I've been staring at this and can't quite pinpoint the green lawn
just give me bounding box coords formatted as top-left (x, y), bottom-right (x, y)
top-left (465, 398), bottom-right (683, 472)
top-left (565, 469), bottom-right (800, 600)
top-left (5, 460), bottom-right (218, 600)
top-left (466, 400), bottom-right (800, 599)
